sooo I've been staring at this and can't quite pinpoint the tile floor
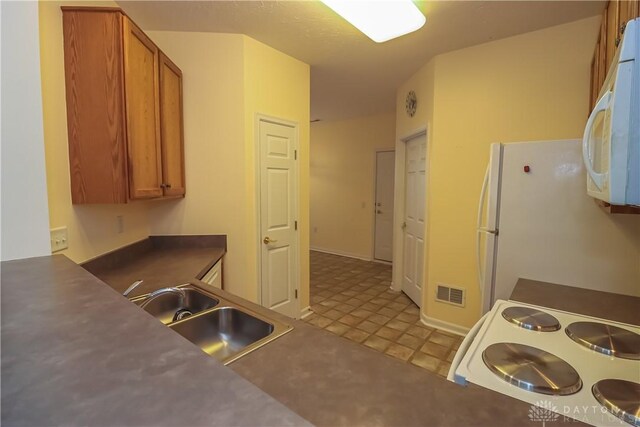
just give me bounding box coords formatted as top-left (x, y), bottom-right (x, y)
top-left (304, 250), bottom-right (464, 377)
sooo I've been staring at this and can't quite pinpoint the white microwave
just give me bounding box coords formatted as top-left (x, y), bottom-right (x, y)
top-left (583, 18), bottom-right (639, 207)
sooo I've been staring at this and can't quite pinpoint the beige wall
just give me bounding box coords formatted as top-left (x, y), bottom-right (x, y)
top-left (243, 37), bottom-right (311, 310)
top-left (146, 32), bottom-right (310, 310)
top-left (310, 113), bottom-right (396, 259)
top-left (39, 1), bottom-right (152, 264)
top-left (395, 16), bottom-right (604, 329)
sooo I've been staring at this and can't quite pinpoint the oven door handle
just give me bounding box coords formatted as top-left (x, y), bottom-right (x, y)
top-left (447, 311), bottom-right (490, 385)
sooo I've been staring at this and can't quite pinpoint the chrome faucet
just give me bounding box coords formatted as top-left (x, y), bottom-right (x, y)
top-left (139, 287), bottom-right (186, 309)
top-left (123, 280), bottom-right (144, 298)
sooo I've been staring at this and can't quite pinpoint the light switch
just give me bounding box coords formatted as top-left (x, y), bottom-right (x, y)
top-left (50, 227), bottom-right (68, 252)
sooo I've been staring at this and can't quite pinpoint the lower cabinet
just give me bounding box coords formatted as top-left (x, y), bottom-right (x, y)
top-left (201, 259), bottom-right (223, 290)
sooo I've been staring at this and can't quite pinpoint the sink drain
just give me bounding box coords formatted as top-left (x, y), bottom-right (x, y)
top-left (173, 309), bottom-right (193, 322)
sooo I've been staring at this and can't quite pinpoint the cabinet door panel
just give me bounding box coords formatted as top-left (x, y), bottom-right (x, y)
top-left (63, 10), bottom-right (128, 204)
top-left (605, 1), bottom-right (619, 77)
top-left (159, 53), bottom-right (186, 197)
top-left (123, 18), bottom-right (163, 199)
top-left (619, 1), bottom-right (639, 32)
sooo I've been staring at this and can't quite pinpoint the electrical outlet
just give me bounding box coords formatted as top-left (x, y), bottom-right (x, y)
top-left (50, 227), bottom-right (68, 252)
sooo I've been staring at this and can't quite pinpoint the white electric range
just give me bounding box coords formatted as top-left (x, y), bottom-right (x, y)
top-left (448, 300), bottom-right (640, 427)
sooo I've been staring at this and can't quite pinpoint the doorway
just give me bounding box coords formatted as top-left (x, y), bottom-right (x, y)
top-left (400, 132), bottom-right (427, 307)
top-left (373, 150), bottom-right (395, 262)
top-left (257, 116), bottom-right (299, 318)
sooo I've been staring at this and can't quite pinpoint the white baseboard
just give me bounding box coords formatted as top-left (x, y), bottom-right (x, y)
top-left (299, 306), bottom-right (313, 319)
top-left (420, 312), bottom-right (469, 337)
top-left (310, 246), bottom-right (372, 262)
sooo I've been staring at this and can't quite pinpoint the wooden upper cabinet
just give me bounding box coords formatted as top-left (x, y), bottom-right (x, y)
top-left (62, 7), bottom-right (186, 204)
top-left (159, 53), bottom-right (186, 197)
top-left (589, 0), bottom-right (640, 111)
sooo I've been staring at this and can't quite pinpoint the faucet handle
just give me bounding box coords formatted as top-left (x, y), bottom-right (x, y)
top-left (123, 280), bottom-right (144, 298)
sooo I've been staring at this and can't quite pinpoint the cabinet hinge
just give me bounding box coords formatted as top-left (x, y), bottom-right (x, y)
top-left (295, 220), bottom-right (298, 230)
top-left (295, 289), bottom-right (298, 299)
top-left (294, 150), bottom-right (297, 160)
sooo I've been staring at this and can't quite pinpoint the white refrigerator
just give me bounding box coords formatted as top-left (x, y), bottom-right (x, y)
top-left (477, 139), bottom-right (640, 314)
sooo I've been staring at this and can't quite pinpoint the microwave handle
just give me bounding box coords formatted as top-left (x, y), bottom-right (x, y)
top-left (582, 90), bottom-right (611, 191)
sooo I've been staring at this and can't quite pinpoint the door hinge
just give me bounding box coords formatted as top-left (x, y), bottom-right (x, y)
top-left (294, 150), bottom-right (297, 160)
top-left (295, 220), bottom-right (298, 230)
top-left (295, 289), bottom-right (298, 299)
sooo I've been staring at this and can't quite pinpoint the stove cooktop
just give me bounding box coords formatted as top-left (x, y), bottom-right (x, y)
top-left (501, 306), bottom-right (561, 332)
top-left (592, 379), bottom-right (640, 426)
top-left (565, 322), bottom-right (640, 360)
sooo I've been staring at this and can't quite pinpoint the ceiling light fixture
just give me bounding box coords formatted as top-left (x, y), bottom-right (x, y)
top-left (321, 0), bottom-right (426, 43)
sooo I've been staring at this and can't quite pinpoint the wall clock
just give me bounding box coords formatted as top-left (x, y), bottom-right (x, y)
top-left (405, 90), bottom-right (417, 117)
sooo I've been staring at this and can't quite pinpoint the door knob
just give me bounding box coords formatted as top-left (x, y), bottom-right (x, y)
top-left (263, 236), bottom-right (278, 244)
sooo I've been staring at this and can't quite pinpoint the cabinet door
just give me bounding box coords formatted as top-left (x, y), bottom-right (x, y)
top-left (619, 1), bottom-right (639, 33)
top-left (159, 53), bottom-right (186, 197)
top-left (123, 18), bottom-right (163, 199)
top-left (605, 1), bottom-right (619, 77)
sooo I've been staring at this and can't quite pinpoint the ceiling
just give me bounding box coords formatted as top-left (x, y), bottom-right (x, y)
top-left (117, 1), bottom-right (605, 121)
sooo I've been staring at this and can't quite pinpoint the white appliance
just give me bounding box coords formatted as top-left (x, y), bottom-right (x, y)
top-left (583, 18), bottom-right (640, 207)
top-left (476, 139), bottom-right (640, 315)
top-left (449, 300), bottom-right (640, 427)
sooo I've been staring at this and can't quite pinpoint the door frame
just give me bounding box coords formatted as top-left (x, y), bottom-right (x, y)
top-left (254, 113), bottom-right (301, 318)
top-left (371, 149), bottom-right (396, 263)
top-left (391, 126), bottom-right (428, 303)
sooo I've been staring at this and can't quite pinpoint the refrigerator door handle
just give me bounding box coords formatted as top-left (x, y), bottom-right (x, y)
top-left (582, 90), bottom-right (611, 191)
top-left (476, 165), bottom-right (490, 289)
top-left (447, 311), bottom-right (490, 385)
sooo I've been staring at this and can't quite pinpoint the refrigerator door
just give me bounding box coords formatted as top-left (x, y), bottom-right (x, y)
top-left (492, 140), bottom-right (639, 302)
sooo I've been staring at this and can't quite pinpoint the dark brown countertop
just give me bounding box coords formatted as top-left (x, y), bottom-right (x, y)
top-left (511, 278), bottom-right (640, 325)
top-left (0, 255), bottom-right (308, 426)
top-left (82, 235), bottom-right (226, 297)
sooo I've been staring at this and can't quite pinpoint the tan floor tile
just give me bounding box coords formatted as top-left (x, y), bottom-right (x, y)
top-left (378, 307), bottom-right (400, 318)
top-left (429, 331), bottom-right (456, 347)
top-left (395, 312), bottom-right (419, 323)
top-left (339, 314), bottom-right (363, 327)
top-left (325, 322), bottom-right (351, 336)
top-left (363, 335), bottom-right (392, 352)
top-left (386, 319), bottom-right (411, 332)
top-left (345, 298), bottom-right (363, 307)
top-left (453, 337), bottom-right (463, 350)
top-left (354, 294), bottom-right (373, 301)
top-left (446, 350), bottom-right (455, 362)
top-left (388, 301), bottom-right (409, 311)
top-left (323, 309), bottom-right (343, 320)
top-left (375, 326), bottom-right (402, 340)
top-left (385, 343), bottom-right (415, 361)
top-left (438, 362), bottom-right (451, 377)
top-left (343, 328), bottom-right (370, 343)
top-left (368, 313), bottom-right (391, 326)
top-left (356, 320), bottom-right (381, 334)
top-left (319, 299), bottom-right (340, 308)
top-left (335, 303), bottom-right (355, 313)
top-left (370, 297), bottom-right (392, 306)
top-left (308, 316), bottom-right (333, 328)
top-left (311, 304), bottom-right (329, 314)
top-left (396, 333), bottom-right (423, 350)
top-left (411, 352), bottom-right (440, 372)
top-left (360, 302), bottom-right (381, 312)
top-left (406, 325), bottom-right (432, 339)
top-left (350, 308), bottom-right (374, 319)
top-left (420, 341), bottom-right (449, 359)
top-left (404, 305), bottom-right (420, 315)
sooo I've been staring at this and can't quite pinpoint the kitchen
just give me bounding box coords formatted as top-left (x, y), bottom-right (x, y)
top-left (3, 0), bottom-right (637, 424)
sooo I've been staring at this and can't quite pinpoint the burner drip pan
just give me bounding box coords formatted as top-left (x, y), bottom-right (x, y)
top-left (565, 322), bottom-right (640, 360)
top-left (482, 343), bottom-right (582, 396)
top-left (592, 379), bottom-right (640, 426)
top-left (502, 306), bottom-right (561, 332)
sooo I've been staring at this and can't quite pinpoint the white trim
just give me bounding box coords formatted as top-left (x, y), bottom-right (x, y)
top-left (310, 246), bottom-right (372, 261)
top-left (255, 114), bottom-right (301, 319)
top-left (372, 149), bottom-right (396, 263)
top-left (420, 311), bottom-right (469, 337)
top-left (299, 306), bottom-right (313, 319)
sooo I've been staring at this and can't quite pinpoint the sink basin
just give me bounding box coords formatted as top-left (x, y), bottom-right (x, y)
top-left (169, 307), bottom-right (275, 364)
top-left (130, 287), bottom-right (219, 325)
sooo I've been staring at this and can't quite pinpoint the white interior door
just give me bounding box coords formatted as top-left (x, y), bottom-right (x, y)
top-left (259, 119), bottom-right (298, 318)
top-left (402, 135), bottom-right (426, 307)
top-left (374, 151), bottom-right (395, 262)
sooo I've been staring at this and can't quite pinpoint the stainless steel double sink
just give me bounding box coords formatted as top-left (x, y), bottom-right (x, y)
top-left (129, 284), bottom-right (292, 365)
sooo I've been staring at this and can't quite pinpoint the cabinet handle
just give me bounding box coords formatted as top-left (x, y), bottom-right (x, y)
top-left (166, 183), bottom-right (172, 189)
top-left (160, 183), bottom-right (172, 189)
